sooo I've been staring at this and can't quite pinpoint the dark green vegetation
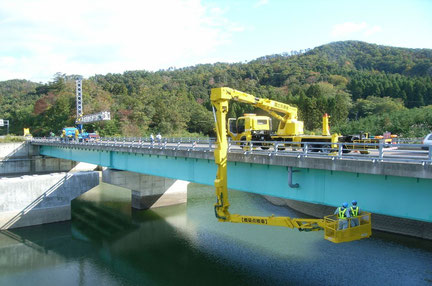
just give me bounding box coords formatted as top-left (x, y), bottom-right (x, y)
top-left (0, 41), bottom-right (431, 137)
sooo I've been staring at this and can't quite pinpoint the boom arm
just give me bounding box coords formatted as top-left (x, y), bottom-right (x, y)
top-left (215, 87), bottom-right (299, 122)
top-left (210, 87), bottom-right (324, 231)
top-left (214, 87), bottom-right (304, 136)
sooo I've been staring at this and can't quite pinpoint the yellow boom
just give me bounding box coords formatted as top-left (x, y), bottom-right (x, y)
top-left (210, 87), bottom-right (372, 242)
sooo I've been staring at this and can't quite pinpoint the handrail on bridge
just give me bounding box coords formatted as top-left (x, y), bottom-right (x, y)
top-left (31, 137), bottom-right (432, 165)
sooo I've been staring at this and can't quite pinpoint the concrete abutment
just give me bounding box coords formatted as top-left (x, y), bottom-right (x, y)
top-left (0, 141), bottom-right (98, 176)
top-left (0, 172), bottom-right (99, 230)
top-left (0, 142), bottom-right (101, 229)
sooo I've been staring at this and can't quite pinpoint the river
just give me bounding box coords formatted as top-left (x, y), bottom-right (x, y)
top-left (0, 183), bottom-right (431, 286)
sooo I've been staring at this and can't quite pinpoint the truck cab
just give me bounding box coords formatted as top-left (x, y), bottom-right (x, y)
top-left (62, 127), bottom-right (78, 140)
top-left (228, 114), bottom-right (272, 142)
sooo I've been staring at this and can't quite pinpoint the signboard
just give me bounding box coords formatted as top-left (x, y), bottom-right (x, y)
top-left (0, 119), bottom-right (3, 127)
top-left (76, 79), bottom-right (83, 118)
top-left (75, 111), bottom-right (111, 124)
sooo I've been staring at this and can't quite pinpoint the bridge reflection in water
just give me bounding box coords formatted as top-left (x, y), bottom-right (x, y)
top-left (0, 183), bottom-right (431, 285)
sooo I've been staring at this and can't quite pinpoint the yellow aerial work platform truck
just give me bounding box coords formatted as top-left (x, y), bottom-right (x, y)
top-left (220, 87), bottom-right (396, 153)
top-left (210, 87), bottom-right (372, 243)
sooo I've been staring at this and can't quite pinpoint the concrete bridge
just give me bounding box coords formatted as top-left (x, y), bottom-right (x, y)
top-left (31, 138), bottom-right (432, 236)
top-left (2, 138), bottom-right (431, 238)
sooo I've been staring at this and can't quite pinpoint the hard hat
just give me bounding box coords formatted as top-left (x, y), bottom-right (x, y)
top-left (342, 202), bottom-right (348, 208)
top-left (352, 200), bottom-right (357, 205)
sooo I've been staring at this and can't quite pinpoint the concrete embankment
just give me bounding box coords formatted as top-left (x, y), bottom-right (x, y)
top-left (0, 142), bottom-right (100, 229)
top-left (0, 171), bottom-right (99, 229)
top-left (264, 196), bottom-right (432, 240)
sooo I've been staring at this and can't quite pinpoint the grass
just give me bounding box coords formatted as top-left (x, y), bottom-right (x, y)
top-left (0, 135), bottom-right (26, 143)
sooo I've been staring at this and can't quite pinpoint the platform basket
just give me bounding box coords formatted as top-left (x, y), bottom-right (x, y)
top-left (324, 212), bottom-right (372, 243)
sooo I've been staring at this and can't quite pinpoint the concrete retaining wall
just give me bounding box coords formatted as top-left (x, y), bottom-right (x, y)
top-left (264, 196), bottom-right (432, 240)
top-left (0, 142), bottom-right (38, 159)
top-left (0, 171), bottom-right (99, 229)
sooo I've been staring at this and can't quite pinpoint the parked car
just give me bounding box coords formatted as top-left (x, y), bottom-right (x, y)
top-left (88, 133), bottom-right (100, 141)
top-left (422, 133), bottom-right (432, 150)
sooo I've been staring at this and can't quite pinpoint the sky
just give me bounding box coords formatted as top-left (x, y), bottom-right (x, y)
top-left (0, 0), bottom-right (431, 83)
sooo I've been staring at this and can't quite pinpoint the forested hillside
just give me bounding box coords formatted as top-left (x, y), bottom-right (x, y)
top-left (1, 41), bottom-right (431, 137)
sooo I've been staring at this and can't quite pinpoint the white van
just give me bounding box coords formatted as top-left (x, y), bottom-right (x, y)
top-left (422, 133), bottom-right (432, 150)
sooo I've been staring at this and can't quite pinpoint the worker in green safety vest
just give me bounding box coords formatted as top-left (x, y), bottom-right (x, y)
top-left (350, 200), bottom-right (360, 227)
top-left (334, 202), bottom-right (350, 230)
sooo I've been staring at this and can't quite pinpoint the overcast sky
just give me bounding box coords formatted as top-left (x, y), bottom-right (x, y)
top-left (0, 0), bottom-right (431, 82)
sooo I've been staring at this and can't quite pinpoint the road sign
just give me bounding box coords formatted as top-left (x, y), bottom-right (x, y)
top-left (75, 111), bottom-right (111, 124)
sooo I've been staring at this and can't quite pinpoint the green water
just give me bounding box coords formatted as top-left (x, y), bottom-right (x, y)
top-left (1, 183), bottom-right (432, 285)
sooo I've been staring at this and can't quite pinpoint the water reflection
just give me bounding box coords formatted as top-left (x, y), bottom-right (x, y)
top-left (0, 183), bottom-right (431, 286)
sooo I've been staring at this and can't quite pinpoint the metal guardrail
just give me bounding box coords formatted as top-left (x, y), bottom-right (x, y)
top-left (393, 137), bottom-right (424, 144)
top-left (31, 137), bottom-right (432, 165)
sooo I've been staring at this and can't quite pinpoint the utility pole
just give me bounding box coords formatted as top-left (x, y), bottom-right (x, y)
top-left (74, 77), bottom-right (111, 128)
top-left (76, 78), bottom-right (84, 132)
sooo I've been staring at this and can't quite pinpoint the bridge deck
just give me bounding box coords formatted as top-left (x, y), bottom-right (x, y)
top-left (32, 138), bottom-right (432, 179)
top-left (31, 139), bottom-right (432, 224)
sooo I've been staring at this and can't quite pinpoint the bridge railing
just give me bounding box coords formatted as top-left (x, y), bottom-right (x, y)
top-left (31, 137), bottom-right (432, 165)
top-left (227, 139), bottom-right (432, 165)
top-left (392, 137), bottom-right (424, 144)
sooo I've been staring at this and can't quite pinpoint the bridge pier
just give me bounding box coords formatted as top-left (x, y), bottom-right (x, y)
top-left (102, 169), bottom-right (188, 209)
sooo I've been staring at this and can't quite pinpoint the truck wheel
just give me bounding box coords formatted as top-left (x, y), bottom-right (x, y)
top-left (240, 137), bottom-right (248, 149)
top-left (342, 145), bottom-right (351, 153)
top-left (309, 144), bottom-right (319, 152)
top-left (321, 144), bottom-right (332, 153)
top-left (277, 144), bottom-right (286, 151)
top-left (260, 142), bottom-right (270, 150)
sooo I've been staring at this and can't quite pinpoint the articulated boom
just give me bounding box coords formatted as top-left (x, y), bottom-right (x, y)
top-left (216, 87), bottom-right (300, 128)
top-left (210, 87), bottom-right (372, 243)
top-left (217, 87), bottom-right (305, 138)
top-left (211, 89), bottom-right (230, 221)
top-left (210, 87), bottom-right (324, 231)
top-left (255, 98), bottom-right (298, 121)
top-left (229, 214), bottom-right (324, 231)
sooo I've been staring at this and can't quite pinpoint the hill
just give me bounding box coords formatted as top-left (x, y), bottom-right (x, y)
top-left (0, 41), bottom-right (431, 137)
top-left (0, 79), bottom-right (40, 118)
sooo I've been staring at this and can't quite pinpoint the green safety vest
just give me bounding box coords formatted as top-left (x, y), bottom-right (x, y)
top-left (338, 208), bottom-right (347, 219)
top-left (350, 206), bottom-right (359, 217)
